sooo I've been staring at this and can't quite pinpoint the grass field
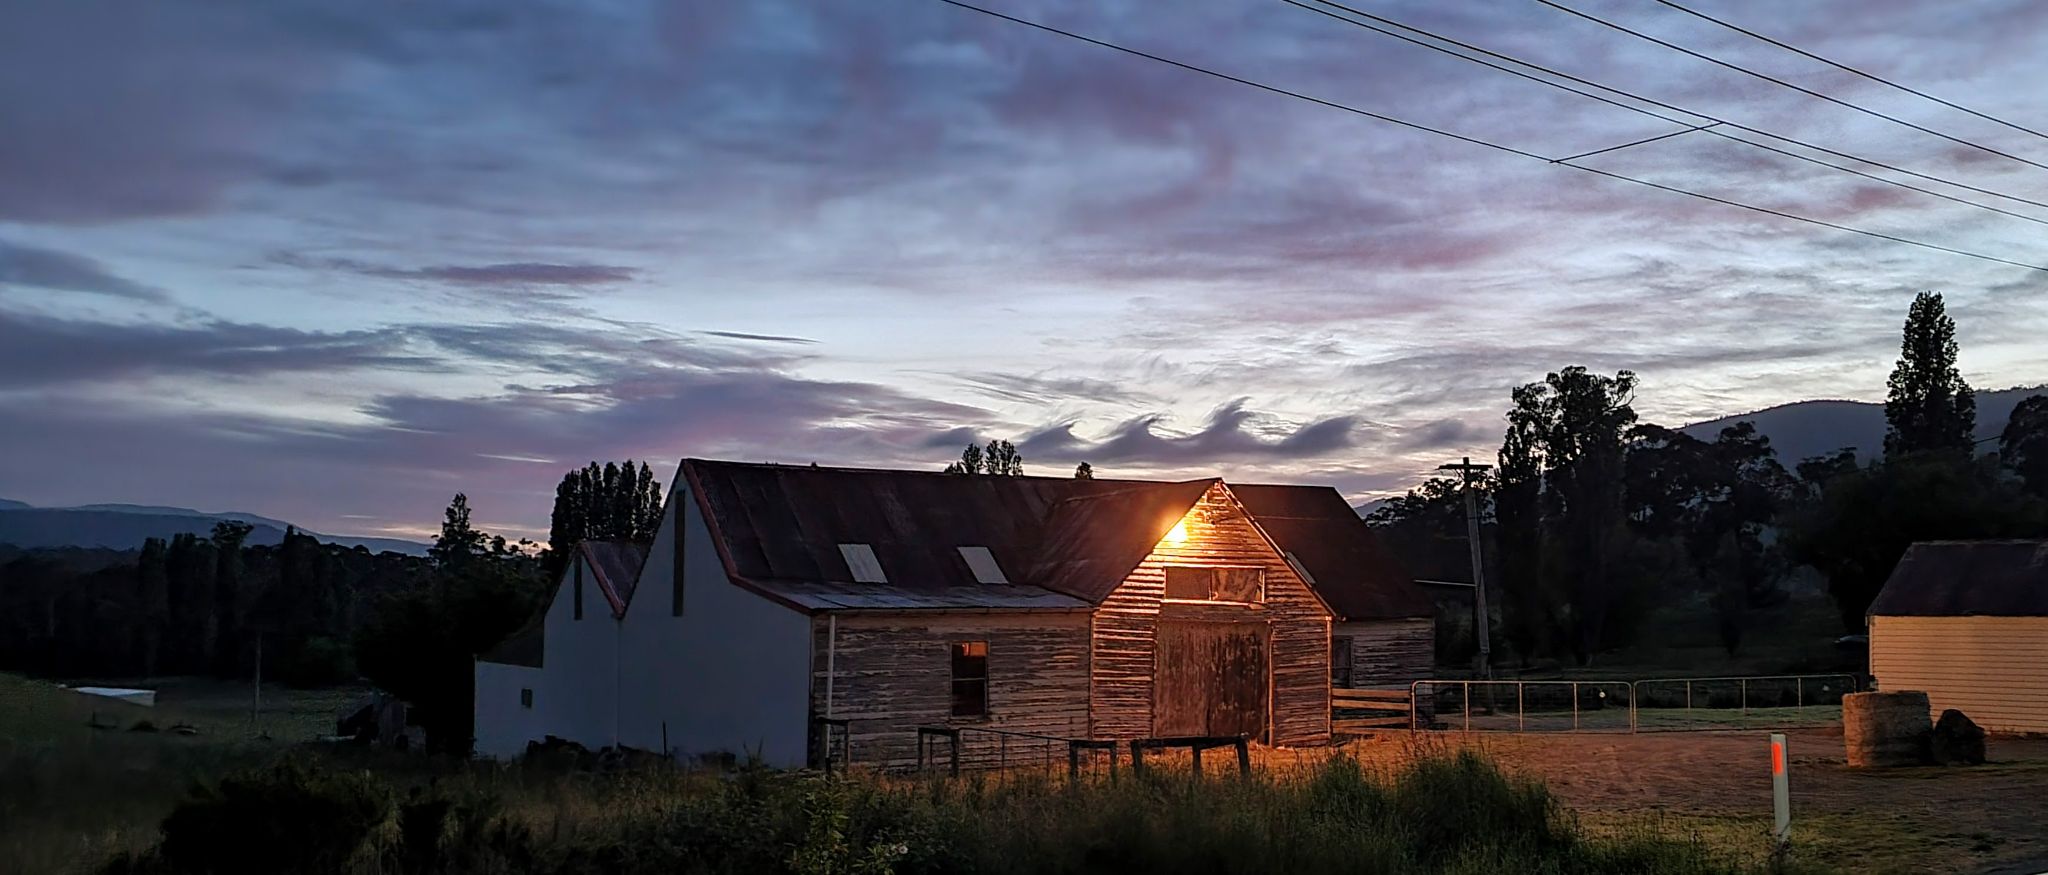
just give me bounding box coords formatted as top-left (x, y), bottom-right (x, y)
top-left (0, 673), bottom-right (366, 873)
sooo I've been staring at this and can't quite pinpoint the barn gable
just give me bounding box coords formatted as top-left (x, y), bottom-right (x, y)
top-left (1089, 481), bottom-right (1333, 746)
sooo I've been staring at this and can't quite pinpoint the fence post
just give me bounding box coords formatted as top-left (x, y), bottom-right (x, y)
top-left (1236, 738), bottom-right (1250, 777)
top-left (1130, 741), bottom-right (1145, 775)
top-left (1068, 743), bottom-right (1080, 779)
top-left (1797, 677), bottom-right (1804, 710)
top-left (1463, 682), bottom-right (1471, 731)
top-left (1000, 734), bottom-right (1008, 773)
top-left (1572, 682), bottom-right (1580, 731)
top-left (1741, 678), bottom-right (1749, 717)
top-left (1517, 682), bottom-right (1525, 732)
top-left (950, 732), bottom-right (961, 777)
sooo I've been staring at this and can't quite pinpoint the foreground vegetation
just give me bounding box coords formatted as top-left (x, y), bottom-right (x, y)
top-left (66, 750), bottom-right (1802, 875)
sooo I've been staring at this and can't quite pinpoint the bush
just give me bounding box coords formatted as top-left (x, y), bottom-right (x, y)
top-left (274, 636), bottom-right (357, 688)
top-left (117, 760), bottom-right (392, 874)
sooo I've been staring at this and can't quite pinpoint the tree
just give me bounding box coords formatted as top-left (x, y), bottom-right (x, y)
top-left (942, 440), bottom-right (1024, 475)
top-left (356, 494), bottom-right (543, 753)
top-left (430, 494), bottom-right (487, 568)
top-left (209, 520), bottom-right (253, 675)
top-left (135, 537), bottom-right (169, 677)
top-left (1624, 422), bottom-right (1793, 629)
top-left (1074, 462), bottom-right (1094, 479)
top-left (1785, 453), bottom-right (2047, 631)
top-left (546, 460), bottom-right (664, 578)
top-left (1884, 292), bottom-right (1976, 457)
top-left (1494, 366), bottom-right (1640, 664)
top-left (2002, 394), bottom-right (2048, 498)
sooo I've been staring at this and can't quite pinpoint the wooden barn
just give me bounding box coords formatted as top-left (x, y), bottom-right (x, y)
top-left (1868, 540), bottom-right (2048, 734)
top-left (605, 460), bottom-right (1432, 769)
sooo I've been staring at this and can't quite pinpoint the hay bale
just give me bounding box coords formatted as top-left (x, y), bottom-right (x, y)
top-left (1931, 709), bottom-right (1986, 766)
top-left (1843, 691), bottom-right (1931, 767)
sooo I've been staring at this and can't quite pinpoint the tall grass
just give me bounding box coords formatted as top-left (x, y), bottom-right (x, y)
top-left (70, 749), bottom-right (1817, 875)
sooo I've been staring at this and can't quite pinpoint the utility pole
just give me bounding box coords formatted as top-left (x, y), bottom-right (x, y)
top-left (1438, 457), bottom-right (1492, 680)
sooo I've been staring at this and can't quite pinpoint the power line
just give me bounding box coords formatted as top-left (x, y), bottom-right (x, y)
top-left (930, 0), bottom-right (2048, 273)
top-left (1649, 0), bottom-right (2048, 144)
top-left (1536, 0), bottom-right (2048, 173)
top-left (1293, 0), bottom-right (2048, 213)
top-left (1286, 0), bottom-right (2048, 229)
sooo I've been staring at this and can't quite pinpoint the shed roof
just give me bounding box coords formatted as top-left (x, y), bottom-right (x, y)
top-left (478, 540), bottom-right (648, 667)
top-left (1231, 484), bottom-right (1433, 620)
top-left (1869, 540), bottom-right (2048, 618)
top-left (680, 459), bottom-right (1429, 617)
top-left (582, 540), bottom-right (649, 619)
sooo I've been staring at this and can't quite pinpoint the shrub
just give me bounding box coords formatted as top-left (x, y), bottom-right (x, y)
top-left (140, 760), bottom-right (391, 874)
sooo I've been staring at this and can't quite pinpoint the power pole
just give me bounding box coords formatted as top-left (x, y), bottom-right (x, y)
top-left (1438, 457), bottom-right (1492, 679)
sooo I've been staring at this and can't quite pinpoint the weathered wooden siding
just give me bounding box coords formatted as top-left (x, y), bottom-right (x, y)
top-left (1090, 483), bottom-right (1332, 746)
top-left (1870, 615), bottom-right (2048, 734)
top-left (810, 611), bottom-right (1092, 769)
top-left (1335, 618), bottom-right (1434, 688)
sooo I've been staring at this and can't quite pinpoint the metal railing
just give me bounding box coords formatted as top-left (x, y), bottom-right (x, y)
top-left (1409, 674), bottom-right (1865, 733)
top-left (1629, 674), bottom-right (1861, 733)
top-left (916, 725), bottom-right (1108, 776)
top-left (1410, 679), bottom-right (1635, 732)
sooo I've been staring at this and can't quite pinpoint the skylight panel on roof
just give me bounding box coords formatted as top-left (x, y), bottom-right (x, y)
top-left (958, 546), bottom-right (1008, 585)
top-left (839, 543), bottom-right (887, 583)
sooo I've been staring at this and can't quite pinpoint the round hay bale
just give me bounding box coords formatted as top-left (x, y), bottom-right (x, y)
top-left (1843, 691), bottom-right (1931, 768)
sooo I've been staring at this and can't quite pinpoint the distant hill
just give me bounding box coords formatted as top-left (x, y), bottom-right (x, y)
top-left (0, 501), bottom-right (428, 555)
top-left (1680, 385), bottom-right (2046, 466)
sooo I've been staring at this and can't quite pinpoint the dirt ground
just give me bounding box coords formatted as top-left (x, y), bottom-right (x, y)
top-left (1316, 729), bottom-right (2048, 874)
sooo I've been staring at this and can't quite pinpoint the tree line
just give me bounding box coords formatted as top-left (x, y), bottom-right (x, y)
top-left (0, 462), bottom-right (671, 754)
top-left (1371, 292), bottom-right (2048, 666)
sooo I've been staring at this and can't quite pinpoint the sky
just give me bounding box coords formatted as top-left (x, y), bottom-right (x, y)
top-left (2, 0), bottom-right (2046, 542)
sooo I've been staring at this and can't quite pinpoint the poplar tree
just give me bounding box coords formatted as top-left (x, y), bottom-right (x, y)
top-left (1884, 292), bottom-right (1976, 457)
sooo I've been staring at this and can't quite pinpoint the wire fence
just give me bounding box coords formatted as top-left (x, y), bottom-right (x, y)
top-left (1409, 674), bottom-right (1864, 733)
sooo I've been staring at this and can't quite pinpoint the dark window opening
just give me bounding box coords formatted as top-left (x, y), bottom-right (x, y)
top-left (950, 641), bottom-right (988, 717)
top-left (1163, 566), bottom-right (1265, 603)
top-left (573, 560), bottom-right (584, 620)
top-left (520, 688), bottom-right (533, 708)
top-left (1331, 637), bottom-right (1353, 688)
top-left (672, 502), bottom-right (686, 617)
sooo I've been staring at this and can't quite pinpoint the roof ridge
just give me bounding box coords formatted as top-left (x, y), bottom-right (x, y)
top-left (681, 457), bottom-right (1173, 484)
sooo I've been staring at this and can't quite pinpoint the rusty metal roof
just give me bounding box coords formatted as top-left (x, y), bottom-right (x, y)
top-left (1869, 540), bottom-right (2048, 617)
top-left (680, 459), bottom-right (1412, 616)
top-left (1027, 480), bottom-right (1218, 602)
top-left (581, 540), bottom-right (649, 619)
top-left (1229, 484), bottom-right (1433, 620)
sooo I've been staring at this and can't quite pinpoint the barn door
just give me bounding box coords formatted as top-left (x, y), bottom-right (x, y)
top-left (1153, 620), bottom-right (1268, 738)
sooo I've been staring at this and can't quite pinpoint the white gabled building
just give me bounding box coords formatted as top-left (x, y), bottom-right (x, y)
top-left (473, 540), bottom-right (647, 758)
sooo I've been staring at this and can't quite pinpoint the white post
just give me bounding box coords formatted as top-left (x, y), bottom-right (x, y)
top-left (826, 614), bottom-right (838, 718)
top-left (1771, 732), bottom-right (1790, 848)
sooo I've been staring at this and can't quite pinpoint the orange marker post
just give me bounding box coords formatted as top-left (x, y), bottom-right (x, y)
top-left (1770, 732), bottom-right (1790, 848)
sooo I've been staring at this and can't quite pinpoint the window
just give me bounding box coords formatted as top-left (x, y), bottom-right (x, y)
top-left (958, 546), bottom-right (1007, 584)
top-left (1162, 566), bottom-right (1265, 603)
top-left (520, 688), bottom-right (534, 709)
top-left (950, 641), bottom-right (988, 717)
top-left (572, 560), bottom-right (584, 621)
top-left (1331, 637), bottom-right (1354, 688)
top-left (671, 503), bottom-right (685, 617)
top-left (839, 543), bottom-right (887, 583)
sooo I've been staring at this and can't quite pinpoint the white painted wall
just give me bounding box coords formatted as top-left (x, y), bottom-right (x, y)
top-left (471, 553), bottom-right (624, 758)
top-left (618, 473), bottom-right (813, 766)
top-left (473, 661), bottom-right (542, 758)
top-left (534, 553), bottom-right (622, 749)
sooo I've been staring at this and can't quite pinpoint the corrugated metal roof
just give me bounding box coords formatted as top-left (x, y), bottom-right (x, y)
top-left (1230, 484), bottom-right (1433, 620)
top-left (735, 578), bottom-right (1090, 612)
top-left (582, 540), bottom-right (649, 619)
top-left (680, 460), bottom-right (1422, 616)
top-left (1869, 540), bottom-right (2048, 617)
top-left (1027, 480), bottom-right (1217, 602)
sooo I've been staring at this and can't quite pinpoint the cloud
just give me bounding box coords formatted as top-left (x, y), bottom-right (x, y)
top-left (1021, 399), bottom-right (1364, 464)
top-left (0, 240), bottom-right (165, 302)
top-left (0, 309), bottom-right (437, 388)
top-left (275, 254), bottom-right (635, 287)
top-left (700, 330), bottom-right (819, 345)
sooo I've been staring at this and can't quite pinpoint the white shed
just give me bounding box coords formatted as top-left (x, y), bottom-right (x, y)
top-left (1868, 540), bottom-right (2048, 734)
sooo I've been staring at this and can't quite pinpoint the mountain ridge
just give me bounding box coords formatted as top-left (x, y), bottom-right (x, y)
top-left (0, 501), bottom-right (428, 555)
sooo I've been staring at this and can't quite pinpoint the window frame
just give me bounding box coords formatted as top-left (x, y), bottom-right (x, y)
top-left (1161, 565), bottom-right (1267, 605)
top-left (949, 640), bottom-right (990, 719)
top-left (519, 688), bottom-right (534, 709)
